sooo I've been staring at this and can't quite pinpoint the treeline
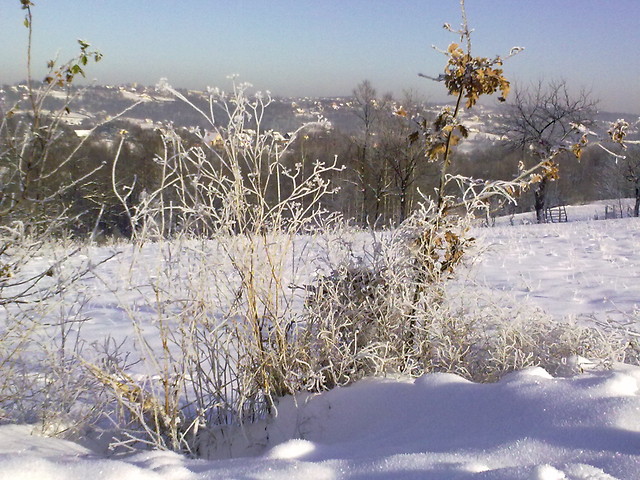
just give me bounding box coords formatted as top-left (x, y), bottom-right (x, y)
top-left (2, 82), bottom-right (638, 240)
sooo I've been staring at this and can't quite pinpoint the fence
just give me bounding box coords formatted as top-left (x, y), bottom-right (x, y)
top-left (543, 205), bottom-right (568, 223)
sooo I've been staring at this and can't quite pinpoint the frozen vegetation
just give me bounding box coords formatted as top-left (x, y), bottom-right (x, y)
top-left (0, 204), bottom-right (639, 479)
top-left (4, 3), bottom-right (640, 478)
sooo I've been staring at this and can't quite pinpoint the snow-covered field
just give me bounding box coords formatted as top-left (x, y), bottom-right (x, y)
top-left (1, 200), bottom-right (640, 480)
top-left (466, 200), bottom-right (640, 324)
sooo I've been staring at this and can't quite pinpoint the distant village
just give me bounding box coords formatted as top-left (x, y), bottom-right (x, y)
top-left (0, 82), bottom-right (546, 153)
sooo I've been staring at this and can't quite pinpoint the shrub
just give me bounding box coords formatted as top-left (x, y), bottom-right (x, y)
top-left (84, 1), bottom-right (636, 457)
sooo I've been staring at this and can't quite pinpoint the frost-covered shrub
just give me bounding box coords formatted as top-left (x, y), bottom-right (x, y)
top-left (84, 79), bottom-right (345, 453)
top-left (300, 207), bottom-right (632, 388)
top-left (302, 258), bottom-right (403, 389)
top-left (0, 2), bottom-right (141, 436)
top-left (75, 0), bottom-right (637, 457)
top-left (471, 310), bottom-right (628, 381)
top-left (299, 199), bottom-right (473, 387)
top-left (0, 259), bottom-right (111, 437)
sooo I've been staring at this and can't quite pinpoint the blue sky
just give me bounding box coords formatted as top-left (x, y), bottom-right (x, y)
top-left (1, 1), bottom-right (639, 114)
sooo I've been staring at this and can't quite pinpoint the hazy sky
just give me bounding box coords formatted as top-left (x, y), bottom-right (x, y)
top-left (1, 1), bottom-right (639, 114)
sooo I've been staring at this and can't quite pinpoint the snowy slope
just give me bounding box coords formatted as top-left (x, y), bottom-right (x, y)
top-left (467, 214), bottom-right (640, 323)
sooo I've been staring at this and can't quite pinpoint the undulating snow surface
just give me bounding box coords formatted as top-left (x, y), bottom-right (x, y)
top-left (1, 201), bottom-right (639, 479)
top-left (2, 366), bottom-right (640, 479)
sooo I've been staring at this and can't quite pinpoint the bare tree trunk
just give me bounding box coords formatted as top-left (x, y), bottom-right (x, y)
top-left (634, 186), bottom-right (640, 217)
top-left (398, 176), bottom-right (410, 224)
top-left (534, 178), bottom-right (547, 223)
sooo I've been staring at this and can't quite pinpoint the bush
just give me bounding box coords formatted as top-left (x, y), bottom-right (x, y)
top-left (0, 2), bottom-right (131, 436)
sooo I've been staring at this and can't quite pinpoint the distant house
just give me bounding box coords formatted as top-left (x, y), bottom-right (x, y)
top-left (202, 130), bottom-right (224, 147)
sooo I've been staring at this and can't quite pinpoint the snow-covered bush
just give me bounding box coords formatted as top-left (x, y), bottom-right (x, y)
top-left (299, 199), bottom-right (472, 387)
top-left (300, 214), bottom-right (632, 388)
top-left (84, 79), bottom-right (345, 453)
top-left (83, 1), bottom-right (637, 456)
top-left (0, 236), bottom-right (114, 435)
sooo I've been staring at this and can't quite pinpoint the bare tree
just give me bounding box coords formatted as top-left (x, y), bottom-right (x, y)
top-left (622, 147), bottom-right (640, 217)
top-left (352, 80), bottom-right (377, 223)
top-left (351, 80), bottom-right (393, 225)
top-left (376, 91), bottom-right (431, 224)
top-left (503, 80), bottom-right (598, 222)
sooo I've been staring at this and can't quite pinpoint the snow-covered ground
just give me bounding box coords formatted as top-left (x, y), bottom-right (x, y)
top-left (1, 201), bottom-right (639, 479)
top-left (2, 366), bottom-right (640, 479)
top-left (466, 200), bottom-right (640, 324)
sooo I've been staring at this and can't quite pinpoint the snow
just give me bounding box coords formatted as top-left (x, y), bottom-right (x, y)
top-left (466, 204), bottom-right (640, 323)
top-left (1, 202), bottom-right (640, 479)
top-left (118, 89), bottom-right (152, 103)
top-left (2, 367), bottom-right (640, 478)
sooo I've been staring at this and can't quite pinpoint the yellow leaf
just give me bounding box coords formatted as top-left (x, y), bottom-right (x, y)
top-left (394, 106), bottom-right (408, 118)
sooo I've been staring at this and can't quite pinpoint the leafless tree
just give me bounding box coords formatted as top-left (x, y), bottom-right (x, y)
top-left (377, 91), bottom-right (431, 224)
top-left (503, 80), bottom-right (598, 222)
top-left (351, 80), bottom-right (393, 225)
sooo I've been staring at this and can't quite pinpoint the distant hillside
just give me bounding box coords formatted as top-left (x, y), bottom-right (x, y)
top-left (2, 83), bottom-right (637, 151)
